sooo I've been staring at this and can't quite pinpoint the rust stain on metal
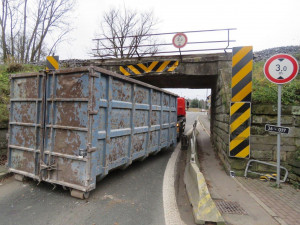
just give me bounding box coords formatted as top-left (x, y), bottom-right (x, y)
top-left (11, 150), bottom-right (35, 174)
top-left (56, 74), bottom-right (87, 98)
top-left (150, 111), bottom-right (159, 125)
top-left (50, 156), bottom-right (85, 186)
top-left (53, 129), bottom-right (82, 156)
top-left (112, 80), bottom-right (131, 102)
top-left (132, 134), bottom-right (145, 153)
top-left (163, 95), bottom-right (169, 107)
top-left (56, 102), bottom-right (87, 128)
top-left (14, 126), bottom-right (35, 148)
top-left (111, 109), bottom-right (130, 129)
top-left (134, 88), bottom-right (147, 104)
top-left (134, 111), bottom-right (148, 127)
top-left (14, 77), bottom-right (38, 98)
top-left (151, 91), bottom-right (160, 105)
top-left (108, 137), bottom-right (127, 162)
top-left (13, 102), bottom-right (36, 123)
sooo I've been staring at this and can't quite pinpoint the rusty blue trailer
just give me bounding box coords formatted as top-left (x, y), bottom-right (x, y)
top-left (7, 67), bottom-right (177, 198)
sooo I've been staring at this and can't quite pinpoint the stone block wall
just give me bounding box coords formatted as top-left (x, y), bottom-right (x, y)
top-left (210, 56), bottom-right (300, 185)
top-left (211, 56), bottom-right (235, 174)
top-left (251, 105), bottom-right (300, 185)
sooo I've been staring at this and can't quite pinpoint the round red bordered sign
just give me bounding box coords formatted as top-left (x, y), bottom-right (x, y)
top-left (264, 54), bottom-right (299, 84)
top-left (172, 33), bottom-right (188, 48)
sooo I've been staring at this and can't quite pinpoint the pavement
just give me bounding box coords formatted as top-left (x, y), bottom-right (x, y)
top-left (0, 150), bottom-right (172, 225)
top-left (197, 114), bottom-right (300, 225)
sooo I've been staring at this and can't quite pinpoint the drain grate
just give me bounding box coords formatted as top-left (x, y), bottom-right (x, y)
top-left (214, 200), bottom-right (248, 215)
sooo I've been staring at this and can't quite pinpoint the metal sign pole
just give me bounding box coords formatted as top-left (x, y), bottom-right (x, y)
top-left (276, 84), bottom-right (282, 188)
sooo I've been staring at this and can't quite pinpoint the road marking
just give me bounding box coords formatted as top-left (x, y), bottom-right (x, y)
top-left (163, 145), bottom-right (186, 225)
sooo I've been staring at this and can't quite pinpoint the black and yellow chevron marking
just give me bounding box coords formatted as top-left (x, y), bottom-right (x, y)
top-left (229, 102), bottom-right (251, 158)
top-left (46, 56), bottom-right (59, 70)
top-left (120, 61), bottom-right (178, 76)
top-left (231, 46), bottom-right (253, 102)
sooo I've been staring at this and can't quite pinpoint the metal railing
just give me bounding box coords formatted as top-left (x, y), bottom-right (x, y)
top-left (92, 28), bottom-right (236, 58)
top-left (244, 159), bottom-right (288, 183)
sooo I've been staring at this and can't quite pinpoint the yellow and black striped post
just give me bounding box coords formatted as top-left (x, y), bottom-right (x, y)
top-left (229, 46), bottom-right (253, 158)
top-left (231, 46), bottom-right (253, 102)
top-left (46, 56), bottom-right (59, 71)
top-left (229, 102), bottom-right (251, 158)
top-left (120, 60), bottom-right (178, 76)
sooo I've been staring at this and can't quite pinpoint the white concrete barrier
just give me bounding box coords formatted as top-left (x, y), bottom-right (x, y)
top-left (184, 122), bottom-right (225, 225)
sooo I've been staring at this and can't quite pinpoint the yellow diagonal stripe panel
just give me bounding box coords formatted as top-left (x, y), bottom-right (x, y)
top-left (167, 61), bottom-right (179, 72)
top-left (232, 81), bottom-right (252, 102)
top-left (230, 108), bottom-right (251, 133)
top-left (147, 61), bottom-right (159, 72)
top-left (156, 61), bottom-right (170, 72)
top-left (128, 65), bottom-right (141, 75)
top-left (232, 46), bottom-right (252, 67)
top-left (137, 63), bottom-right (148, 72)
top-left (230, 126), bottom-right (250, 151)
top-left (231, 60), bottom-right (253, 88)
top-left (120, 66), bottom-right (130, 76)
top-left (235, 145), bottom-right (250, 158)
top-left (137, 61), bottom-right (159, 73)
top-left (47, 56), bottom-right (59, 70)
top-left (230, 102), bottom-right (245, 116)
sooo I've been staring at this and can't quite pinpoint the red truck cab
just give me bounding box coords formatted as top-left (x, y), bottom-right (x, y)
top-left (177, 97), bottom-right (186, 140)
top-left (177, 97), bottom-right (186, 117)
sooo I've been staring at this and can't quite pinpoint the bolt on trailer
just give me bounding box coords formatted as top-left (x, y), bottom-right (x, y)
top-left (7, 66), bottom-right (177, 199)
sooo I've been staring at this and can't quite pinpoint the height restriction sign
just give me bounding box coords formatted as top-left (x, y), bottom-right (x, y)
top-left (263, 53), bottom-right (299, 188)
top-left (264, 54), bottom-right (299, 84)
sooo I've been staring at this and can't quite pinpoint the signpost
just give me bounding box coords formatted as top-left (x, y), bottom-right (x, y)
top-left (264, 54), bottom-right (299, 187)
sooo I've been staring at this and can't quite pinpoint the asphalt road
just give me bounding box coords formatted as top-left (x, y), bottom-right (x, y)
top-left (185, 111), bottom-right (207, 132)
top-left (0, 151), bottom-right (171, 225)
top-left (0, 112), bottom-right (202, 225)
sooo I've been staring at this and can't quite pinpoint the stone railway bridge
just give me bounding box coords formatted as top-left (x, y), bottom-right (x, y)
top-left (84, 53), bottom-right (235, 174)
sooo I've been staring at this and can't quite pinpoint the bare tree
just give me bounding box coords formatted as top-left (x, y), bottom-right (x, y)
top-left (94, 7), bottom-right (159, 58)
top-left (0, 0), bottom-right (9, 60)
top-left (0, 0), bottom-right (75, 63)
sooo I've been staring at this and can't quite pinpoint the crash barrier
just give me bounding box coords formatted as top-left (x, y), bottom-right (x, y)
top-left (244, 159), bottom-right (288, 182)
top-left (184, 121), bottom-right (225, 225)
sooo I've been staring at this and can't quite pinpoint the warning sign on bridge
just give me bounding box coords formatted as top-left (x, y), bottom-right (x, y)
top-left (46, 56), bottom-right (59, 71)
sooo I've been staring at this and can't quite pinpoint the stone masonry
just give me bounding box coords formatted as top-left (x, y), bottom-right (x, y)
top-left (250, 105), bottom-right (300, 185)
top-left (210, 56), bottom-right (300, 185)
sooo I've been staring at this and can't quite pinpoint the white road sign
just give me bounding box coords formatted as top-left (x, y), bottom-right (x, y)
top-left (172, 33), bottom-right (188, 48)
top-left (264, 54), bottom-right (299, 84)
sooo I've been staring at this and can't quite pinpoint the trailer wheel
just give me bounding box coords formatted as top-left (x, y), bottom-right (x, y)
top-left (70, 189), bottom-right (90, 199)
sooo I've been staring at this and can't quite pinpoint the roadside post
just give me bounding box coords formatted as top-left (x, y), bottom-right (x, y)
top-left (263, 54), bottom-right (299, 187)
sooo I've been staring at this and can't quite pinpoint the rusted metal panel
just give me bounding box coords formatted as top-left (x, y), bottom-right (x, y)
top-left (8, 66), bottom-right (177, 193)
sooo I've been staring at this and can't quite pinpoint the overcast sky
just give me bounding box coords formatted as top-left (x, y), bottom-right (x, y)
top-left (56, 0), bottom-right (300, 100)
